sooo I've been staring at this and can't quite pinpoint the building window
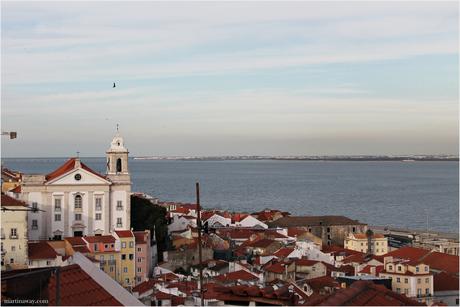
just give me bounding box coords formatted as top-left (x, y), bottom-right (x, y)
top-left (121, 254), bottom-right (126, 260)
top-left (376, 249), bottom-right (379, 253)
top-left (137, 247), bottom-right (142, 252)
top-left (397, 266), bottom-right (402, 271)
top-left (122, 242), bottom-right (126, 248)
top-left (352, 227), bottom-right (356, 233)
top-left (129, 242), bottom-right (134, 248)
top-left (74, 195), bottom-right (82, 210)
top-left (404, 289), bottom-right (409, 295)
top-left (10, 258), bottom-right (14, 264)
top-left (46, 260), bottom-right (51, 265)
top-left (125, 278), bottom-right (129, 284)
top-left (116, 201), bottom-right (123, 211)
top-left (308, 228), bottom-right (312, 233)
top-left (55, 214), bottom-right (61, 222)
top-left (32, 220), bottom-right (38, 230)
top-left (376, 242), bottom-right (379, 246)
top-left (129, 254), bottom-right (133, 260)
top-left (396, 277), bottom-right (400, 282)
top-left (110, 267), bottom-right (114, 272)
top-left (95, 213), bottom-right (102, 220)
top-left (32, 202), bottom-right (38, 212)
top-left (100, 255), bottom-right (105, 261)
top-left (75, 214), bottom-right (82, 221)
top-left (361, 243), bottom-right (364, 246)
top-left (417, 289), bottom-right (422, 296)
top-left (326, 227), bottom-right (330, 233)
top-left (95, 197), bottom-right (102, 211)
top-left (416, 266), bottom-right (419, 272)
top-left (117, 218), bottom-right (122, 227)
top-left (123, 267), bottom-right (128, 273)
top-left (425, 278), bottom-right (429, 283)
top-left (424, 266), bottom-right (428, 272)
top-left (137, 257), bottom-right (142, 263)
top-left (137, 267), bottom-right (142, 273)
top-left (404, 278), bottom-right (408, 283)
top-left (425, 288), bottom-right (429, 295)
top-left (137, 277), bottom-right (141, 282)
top-left (388, 265), bottom-right (393, 270)
top-left (94, 244), bottom-right (98, 251)
top-left (117, 158), bottom-right (122, 172)
top-left (417, 278), bottom-right (421, 284)
top-left (55, 199), bottom-right (61, 212)
top-left (11, 246), bottom-right (15, 252)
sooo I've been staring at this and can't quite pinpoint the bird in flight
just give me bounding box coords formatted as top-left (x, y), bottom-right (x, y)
top-left (113, 82), bottom-right (116, 88)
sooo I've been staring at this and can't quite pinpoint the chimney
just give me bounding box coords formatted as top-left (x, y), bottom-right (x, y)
top-left (370, 266), bottom-right (376, 276)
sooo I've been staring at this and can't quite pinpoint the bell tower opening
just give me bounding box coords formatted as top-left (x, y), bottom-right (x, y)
top-left (116, 158), bottom-right (122, 173)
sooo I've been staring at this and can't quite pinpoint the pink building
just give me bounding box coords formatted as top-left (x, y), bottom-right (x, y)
top-left (134, 230), bottom-right (152, 285)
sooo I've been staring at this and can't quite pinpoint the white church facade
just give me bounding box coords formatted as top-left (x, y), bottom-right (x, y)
top-left (20, 132), bottom-right (131, 240)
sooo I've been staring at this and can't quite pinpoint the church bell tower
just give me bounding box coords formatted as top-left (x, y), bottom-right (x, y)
top-left (106, 128), bottom-right (130, 184)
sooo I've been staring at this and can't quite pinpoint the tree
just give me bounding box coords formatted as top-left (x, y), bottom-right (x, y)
top-left (130, 195), bottom-right (168, 261)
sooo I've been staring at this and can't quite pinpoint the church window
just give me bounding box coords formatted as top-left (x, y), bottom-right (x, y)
top-left (117, 201), bottom-right (123, 210)
top-left (95, 197), bottom-right (102, 211)
top-left (55, 199), bottom-right (61, 212)
top-left (95, 213), bottom-right (102, 220)
top-left (117, 218), bottom-right (123, 227)
top-left (32, 202), bottom-right (38, 213)
top-left (74, 174), bottom-right (81, 181)
top-left (75, 195), bottom-right (82, 210)
top-left (32, 220), bottom-right (38, 230)
top-left (55, 214), bottom-right (61, 221)
top-left (75, 214), bottom-right (82, 221)
top-left (116, 158), bottom-right (122, 172)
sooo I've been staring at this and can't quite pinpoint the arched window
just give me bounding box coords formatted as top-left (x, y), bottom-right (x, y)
top-left (75, 195), bottom-right (82, 209)
top-left (116, 158), bottom-right (122, 172)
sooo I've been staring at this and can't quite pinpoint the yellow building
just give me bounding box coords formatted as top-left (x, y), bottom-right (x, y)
top-left (344, 232), bottom-right (388, 255)
top-left (83, 235), bottom-right (120, 282)
top-left (379, 256), bottom-right (434, 302)
top-left (115, 230), bottom-right (136, 288)
top-left (1, 194), bottom-right (28, 270)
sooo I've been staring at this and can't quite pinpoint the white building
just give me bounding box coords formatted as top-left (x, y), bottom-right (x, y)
top-left (20, 132), bottom-right (131, 240)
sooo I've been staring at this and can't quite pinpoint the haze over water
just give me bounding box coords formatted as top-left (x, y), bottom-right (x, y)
top-left (3, 158), bottom-right (458, 233)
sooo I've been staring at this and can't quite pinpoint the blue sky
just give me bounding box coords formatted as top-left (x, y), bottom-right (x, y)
top-left (1, 1), bottom-right (458, 157)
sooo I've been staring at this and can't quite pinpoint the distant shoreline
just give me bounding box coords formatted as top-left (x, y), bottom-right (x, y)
top-left (2, 156), bottom-right (458, 162)
top-left (133, 156), bottom-right (459, 162)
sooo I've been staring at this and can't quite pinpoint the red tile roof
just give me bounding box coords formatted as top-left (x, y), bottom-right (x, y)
top-left (433, 271), bottom-right (459, 291)
top-left (48, 264), bottom-right (122, 306)
top-left (420, 252), bottom-right (459, 275)
top-left (132, 279), bottom-right (156, 295)
top-left (385, 247), bottom-right (459, 275)
top-left (84, 235), bottom-right (116, 244)
top-left (10, 185), bottom-right (21, 193)
top-left (358, 265), bottom-right (385, 275)
top-left (28, 241), bottom-right (58, 260)
top-left (306, 276), bottom-right (340, 291)
top-left (215, 270), bottom-right (259, 282)
top-left (274, 247), bottom-right (295, 258)
top-left (310, 280), bottom-right (424, 306)
top-left (134, 231), bottom-right (148, 244)
top-left (295, 259), bottom-right (320, 267)
top-left (246, 238), bottom-right (277, 248)
top-left (65, 236), bottom-right (87, 246)
top-left (73, 246), bottom-right (91, 254)
top-left (115, 230), bottom-right (133, 238)
top-left (1, 194), bottom-right (27, 207)
top-left (352, 233), bottom-right (385, 239)
top-left (264, 262), bottom-right (290, 274)
top-left (45, 158), bottom-right (107, 182)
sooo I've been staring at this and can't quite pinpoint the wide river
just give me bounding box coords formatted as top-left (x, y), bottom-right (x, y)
top-left (2, 158), bottom-right (458, 233)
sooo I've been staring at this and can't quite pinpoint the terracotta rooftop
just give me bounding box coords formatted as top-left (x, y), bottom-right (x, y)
top-left (48, 264), bottom-right (122, 306)
top-left (132, 279), bottom-right (156, 295)
top-left (45, 158), bottom-right (107, 182)
top-left (307, 280), bottom-right (424, 306)
top-left (215, 270), bottom-right (259, 282)
top-left (358, 265), bottom-right (385, 275)
top-left (1, 193), bottom-right (27, 207)
top-left (133, 231), bottom-right (148, 244)
top-left (268, 215), bottom-right (366, 227)
top-left (306, 276), bottom-right (340, 291)
top-left (28, 241), bottom-right (58, 260)
top-left (274, 247), bottom-right (295, 258)
top-left (10, 185), bottom-right (22, 193)
top-left (65, 236), bottom-right (87, 246)
top-left (295, 259), bottom-right (320, 267)
top-left (84, 235), bottom-right (116, 244)
top-left (115, 230), bottom-right (134, 238)
top-left (246, 238), bottom-right (277, 248)
top-left (433, 271), bottom-right (459, 291)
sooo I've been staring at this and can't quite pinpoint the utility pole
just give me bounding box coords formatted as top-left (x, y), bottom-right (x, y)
top-left (196, 182), bottom-right (205, 306)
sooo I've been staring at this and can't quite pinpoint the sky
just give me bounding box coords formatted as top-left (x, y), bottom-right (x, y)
top-left (1, 1), bottom-right (458, 157)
